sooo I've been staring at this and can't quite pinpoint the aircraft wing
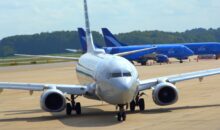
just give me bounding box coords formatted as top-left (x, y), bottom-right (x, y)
top-left (15, 54), bottom-right (79, 60)
top-left (114, 47), bottom-right (156, 57)
top-left (138, 68), bottom-right (220, 91)
top-left (0, 82), bottom-right (88, 95)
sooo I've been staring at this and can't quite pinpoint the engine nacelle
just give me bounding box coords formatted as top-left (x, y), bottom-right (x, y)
top-left (40, 89), bottom-right (66, 112)
top-left (152, 82), bottom-right (179, 106)
top-left (156, 54), bottom-right (169, 63)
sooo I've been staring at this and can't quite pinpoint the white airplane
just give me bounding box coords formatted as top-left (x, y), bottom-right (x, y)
top-left (1, 0), bottom-right (220, 122)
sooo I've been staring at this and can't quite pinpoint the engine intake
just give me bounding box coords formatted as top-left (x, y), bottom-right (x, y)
top-left (40, 89), bottom-right (66, 112)
top-left (152, 82), bottom-right (178, 106)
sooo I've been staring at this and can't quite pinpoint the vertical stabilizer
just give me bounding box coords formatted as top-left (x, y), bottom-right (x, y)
top-left (102, 28), bottom-right (128, 47)
top-left (83, 0), bottom-right (96, 53)
top-left (78, 28), bottom-right (102, 53)
top-left (78, 28), bottom-right (87, 53)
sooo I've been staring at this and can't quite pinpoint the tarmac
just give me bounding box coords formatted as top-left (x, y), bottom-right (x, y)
top-left (0, 59), bottom-right (220, 130)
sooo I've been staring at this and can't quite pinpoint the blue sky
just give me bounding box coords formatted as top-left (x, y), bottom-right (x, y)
top-left (0, 0), bottom-right (220, 39)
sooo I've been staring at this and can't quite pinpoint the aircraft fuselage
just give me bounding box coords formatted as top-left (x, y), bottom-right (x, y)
top-left (76, 52), bottom-right (139, 105)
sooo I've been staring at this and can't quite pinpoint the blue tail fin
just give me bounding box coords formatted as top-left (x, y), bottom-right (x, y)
top-left (78, 28), bottom-right (102, 53)
top-left (102, 28), bottom-right (127, 47)
top-left (78, 28), bottom-right (87, 53)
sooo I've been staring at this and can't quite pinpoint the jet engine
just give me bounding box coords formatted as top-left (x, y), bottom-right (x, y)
top-left (40, 89), bottom-right (66, 112)
top-left (152, 82), bottom-right (178, 106)
top-left (155, 54), bottom-right (169, 63)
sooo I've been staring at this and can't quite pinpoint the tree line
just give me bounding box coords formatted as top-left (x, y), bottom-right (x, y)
top-left (0, 28), bottom-right (220, 57)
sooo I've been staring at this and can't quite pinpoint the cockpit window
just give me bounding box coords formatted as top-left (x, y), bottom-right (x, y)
top-left (111, 73), bottom-right (122, 78)
top-left (123, 72), bottom-right (131, 77)
top-left (111, 72), bottom-right (131, 78)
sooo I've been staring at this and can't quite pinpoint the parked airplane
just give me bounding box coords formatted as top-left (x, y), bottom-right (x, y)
top-left (1, 0), bottom-right (220, 122)
top-left (102, 28), bottom-right (220, 61)
top-left (78, 28), bottom-right (193, 65)
top-left (182, 42), bottom-right (220, 59)
top-left (77, 28), bottom-right (167, 64)
top-left (102, 28), bottom-right (194, 64)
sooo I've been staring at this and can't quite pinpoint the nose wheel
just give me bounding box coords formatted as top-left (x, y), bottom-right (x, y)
top-left (117, 105), bottom-right (126, 121)
top-left (66, 95), bottom-right (81, 116)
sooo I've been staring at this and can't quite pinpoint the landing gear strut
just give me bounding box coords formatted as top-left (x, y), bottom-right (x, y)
top-left (66, 95), bottom-right (81, 116)
top-left (117, 105), bottom-right (126, 121)
top-left (130, 92), bottom-right (145, 112)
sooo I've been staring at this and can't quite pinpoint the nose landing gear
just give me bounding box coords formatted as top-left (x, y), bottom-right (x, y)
top-left (66, 95), bottom-right (82, 116)
top-left (117, 104), bottom-right (126, 121)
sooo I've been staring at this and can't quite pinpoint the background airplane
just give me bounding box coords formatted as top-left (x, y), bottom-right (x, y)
top-left (78, 28), bottom-right (193, 65)
top-left (182, 42), bottom-right (220, 59)
top-left (102, 28), bottom-right (220, 60)
top-left (101, 28), bottom-right (194, 64)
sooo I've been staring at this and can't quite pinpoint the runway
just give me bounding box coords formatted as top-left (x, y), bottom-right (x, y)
top-left (0, 60), bottom-right (220, 130)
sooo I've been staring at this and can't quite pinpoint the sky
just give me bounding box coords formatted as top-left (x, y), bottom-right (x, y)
top-left (0, 0), bottom-right (220, 39)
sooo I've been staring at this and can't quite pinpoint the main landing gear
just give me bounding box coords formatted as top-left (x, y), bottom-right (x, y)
top-left (130, 92), bottom-right (145, 112)
top-left (66, 95), bottom-right (81, 116)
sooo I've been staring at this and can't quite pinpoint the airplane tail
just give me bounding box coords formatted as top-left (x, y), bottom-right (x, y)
top-left (78, 28), bottom-right (102, 53)
top-left (83, 0), bottom-right (104, 54)
top-left (78, 28), bottom-right (87, 53)
top-left (102, 28), bottom-right (127, 47)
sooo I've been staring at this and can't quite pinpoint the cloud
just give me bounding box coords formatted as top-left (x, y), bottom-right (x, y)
top-left (0, 0), bottom-right (220, 39)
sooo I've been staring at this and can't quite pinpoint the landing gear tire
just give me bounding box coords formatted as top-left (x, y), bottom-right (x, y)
top-left (75, 102), bottom-right (81, 115)
top-left (117, 105), bottom-right (126, 121)
top-left (117, 111), bottom-right (126, 121)
top-left (138, 98), bottom-right (145, 111)
top-left (180, 60), bottom-right (183, 63)
top-left (66, 103), bottom-right (72, 116)
top-left (130, 100), bottom-right (136, 112)
top-left (141, 61), bottom-right (147, 66)
top-left (122, 112), bottom-right (126, 121)
top-left (117, 112), bottom-right (122, 121)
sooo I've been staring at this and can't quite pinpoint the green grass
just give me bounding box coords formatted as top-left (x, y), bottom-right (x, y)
top-left (0, 53), bottom-right (82, 67)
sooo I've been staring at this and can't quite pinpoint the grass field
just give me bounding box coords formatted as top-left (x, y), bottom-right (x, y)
top-left (0, 53), bottom-right (82, 66)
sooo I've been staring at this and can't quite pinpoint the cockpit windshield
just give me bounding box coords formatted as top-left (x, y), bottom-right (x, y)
top-left (123, 72), bottom-right (131, 77)
top-left (111, 72), bottom-right (131, 78)
top-left (112, 73), bottom-right (122, 78)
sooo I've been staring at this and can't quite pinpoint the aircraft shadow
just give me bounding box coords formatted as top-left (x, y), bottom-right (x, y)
top-left (1, 109), bottom-right (44, 116)
top-left (0, 103), bottom-right (220, 127)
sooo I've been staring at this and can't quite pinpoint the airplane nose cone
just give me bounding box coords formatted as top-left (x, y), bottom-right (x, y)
top-left (97, 77), bottom-right (138, 105)
top-left (117, 80), bottom-right (131, 91)
top-left (110, 78), bottom-right (137, 104)
top-left (186, 48), bottom-right (194, 56)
